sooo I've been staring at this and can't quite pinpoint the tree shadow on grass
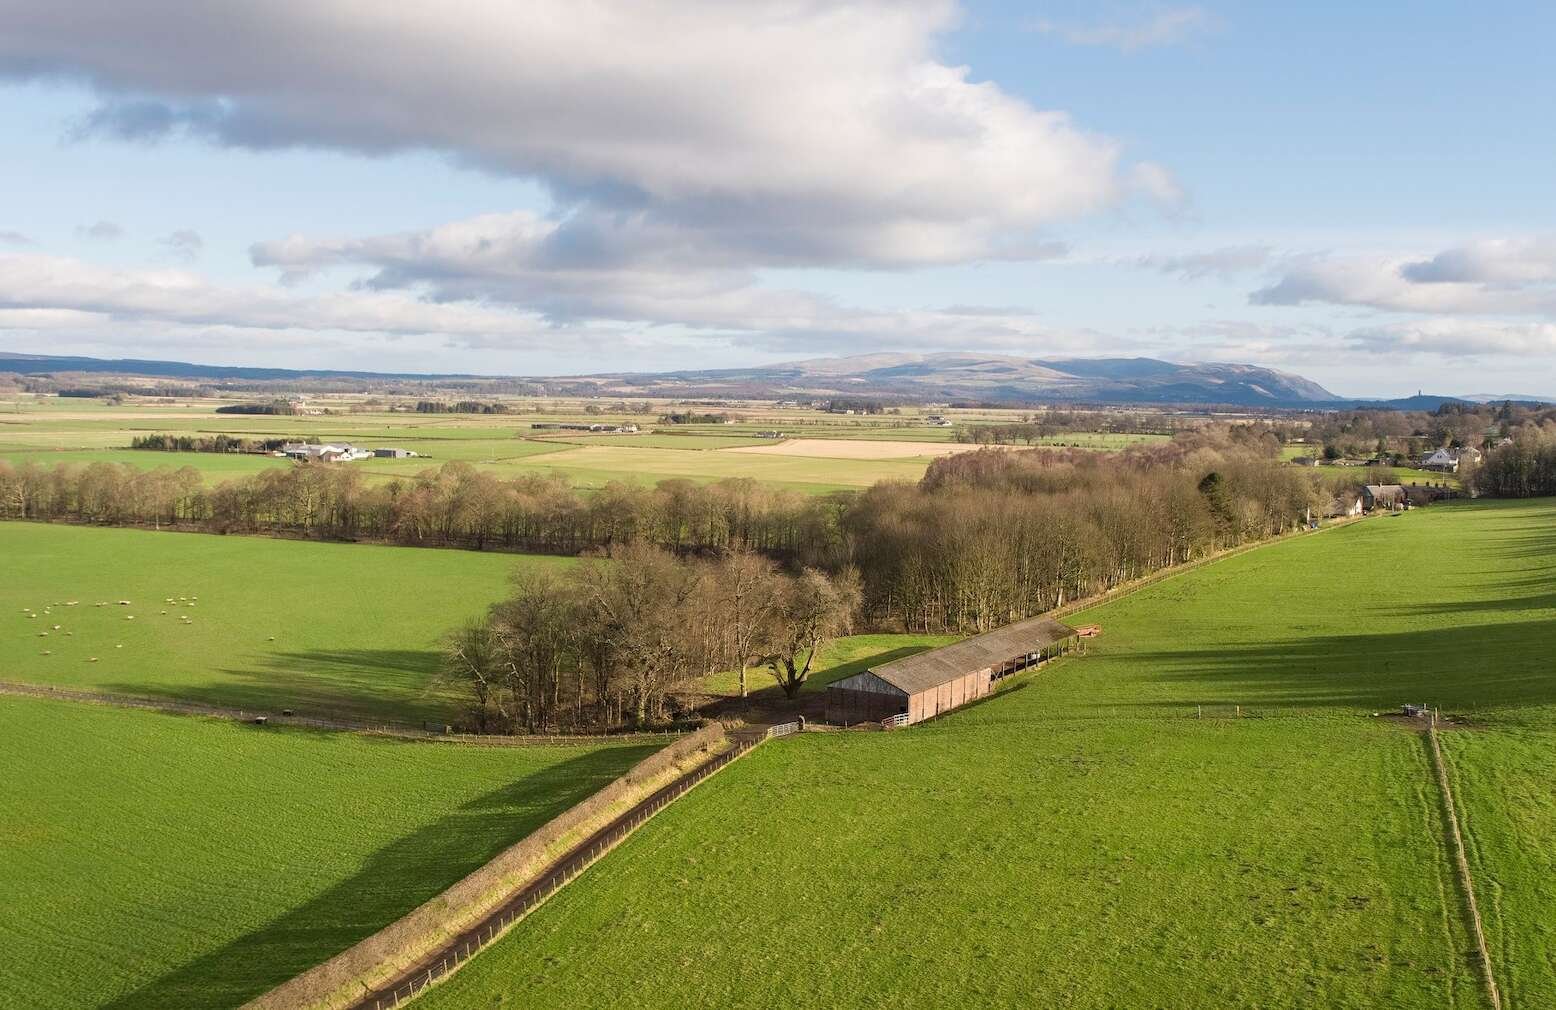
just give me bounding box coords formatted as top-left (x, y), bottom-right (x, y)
top-left (104, 743), bottom-right (658, 1010)
top-left (104, 648), bottom-right (453, 726)
top-left (1095, 618), bottom-right (1556, 714)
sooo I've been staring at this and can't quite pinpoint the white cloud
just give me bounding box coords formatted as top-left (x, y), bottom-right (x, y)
top-left (1348, 319), bottom-right (1556, 357)
top-left (1033, 6), bottom-right (1213, 53)
top-left (1133, 244), bottom-right (1271, 279)
top-left (1251, 243), bottom-right (1556, 316)
top-left (75, 220), bottom-right (122, 240)
top-left (0, 250), bottom-right (1116, 361)
top-left (1399, 237), bottom-right (1556, 285)
top-left (159, 229), bottom-right (203, 260)
top-left (0, 1), bottom-right (1178, 270)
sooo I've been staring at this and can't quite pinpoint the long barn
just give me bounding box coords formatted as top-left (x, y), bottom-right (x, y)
top-left (825, 616), bottom-right (1078, 727)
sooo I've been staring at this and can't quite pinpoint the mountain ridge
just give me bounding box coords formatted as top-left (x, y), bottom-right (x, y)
top-left (1, 349), bottom-right (1545, 408)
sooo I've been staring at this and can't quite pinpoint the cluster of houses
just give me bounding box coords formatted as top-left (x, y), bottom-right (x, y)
top-left (1419, 446), bottom-right (1483, 473)
top-left (924, 414), bottom-right (955, 428)
top-left (275, 443), bottom-right (417, 462)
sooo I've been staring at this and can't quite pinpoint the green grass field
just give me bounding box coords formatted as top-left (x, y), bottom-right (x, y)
top-left (0, 694), bottom-right (657, 1009)
top-left (0, 522), bottom-right (569, 724)
top-left (416, 499), bottom-right (1556, 1009)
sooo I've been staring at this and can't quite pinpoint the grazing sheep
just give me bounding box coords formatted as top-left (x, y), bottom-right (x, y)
top-left (125, 615), bottom-right (135, 621)
top-left (38, 632), bottom-right (48, 637)
top-left (40, 650), bottom-right (50, 656)
top-left (51, 624), bottom-right (60, 630)
top-left (114, 644), bottom-right (123, 649)
top-left (87, 657), bottom-right (98, 663)
top-left (118, 600), bottom-right (131, 606)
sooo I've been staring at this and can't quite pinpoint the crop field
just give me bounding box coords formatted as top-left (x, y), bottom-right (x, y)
top-left (0, 522), bottom-right (569, 724)
top-left (414, 498), bottom-right (1556, 1009)
top-left (0, 694), bottom-right (658, 1009)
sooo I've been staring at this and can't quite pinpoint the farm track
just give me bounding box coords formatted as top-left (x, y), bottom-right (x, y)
top-left (345, 726), bottom-right (773, 1010)
top-left (0, 680), bottom-right (675, 748)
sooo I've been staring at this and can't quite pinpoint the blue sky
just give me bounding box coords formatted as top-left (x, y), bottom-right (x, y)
top-left (2, 2), bottom-right (1555, 397)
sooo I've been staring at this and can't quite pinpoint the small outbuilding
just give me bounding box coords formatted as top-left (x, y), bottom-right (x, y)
top-left (825, 615), bottom-right (1078, 727)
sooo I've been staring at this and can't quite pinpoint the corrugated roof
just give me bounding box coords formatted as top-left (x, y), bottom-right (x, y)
top-left (868, 615), bottom-right (1077, 695)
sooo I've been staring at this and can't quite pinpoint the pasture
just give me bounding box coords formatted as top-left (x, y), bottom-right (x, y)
top-left (0, 694), bottom-right (657, 1009)
top-left (415, 498), bottom-right (1556, 1009)
top-left (0, 522), bottom-right (568, 724)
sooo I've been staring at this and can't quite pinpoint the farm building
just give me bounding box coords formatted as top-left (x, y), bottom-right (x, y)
top-left (1363, 484), bottom-right (1408, 512)
top-left (373, 447), bottom-right (417, 458)
top-left (826, 616), bottom-right (1078, 727)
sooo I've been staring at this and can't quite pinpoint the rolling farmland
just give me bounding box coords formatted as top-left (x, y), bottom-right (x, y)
top-left (0, 398), bottom-right (1163, 494)
top-left (414, 499), bottom-right (1556, 1009)
top-left (0, 694), bottom-right (657, 1009)
top-left (0, 522), bottom-right (571, 724)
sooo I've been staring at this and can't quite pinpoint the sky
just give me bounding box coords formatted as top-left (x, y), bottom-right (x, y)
top-left (2, 1), bottom-right (1555, 397)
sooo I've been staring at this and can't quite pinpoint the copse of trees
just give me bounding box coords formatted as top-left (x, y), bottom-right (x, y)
top-left (1471, 427), bottom-right (1556, 497)
top-left (130, 433), bottom-right (277, 454)
top-left (850, 440), bottom-right (1318, 631)
top-left (441, 544), bottom-right (859, 731)
top-left (215, 401), bottom-right (299, 415)
top-left (414, 400), bottom-right (512, 414)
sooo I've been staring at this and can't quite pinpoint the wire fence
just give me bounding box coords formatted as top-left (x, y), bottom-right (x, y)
top-left (355, 732), bottom-right (770, 1009)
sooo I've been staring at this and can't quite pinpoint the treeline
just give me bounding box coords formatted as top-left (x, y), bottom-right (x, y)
top-left (444, 545), bottom-right (858, 731)
top-left (415, 400), bottom-right (512, 414)
top-left (660, 411), bottom-right (730, 424)
top-left (847, 440), bottom-right (1318, 631)
top-left (130, 433), bottom-right (280, 453)
top-left (1471, 426), bottom-right (1556, 497)
top-left (1, 432), bottom-right (1324, 636)
top-left (0, 459), bottom-right (849, 558)
top-left (215, 401), bottom-right (299, 415)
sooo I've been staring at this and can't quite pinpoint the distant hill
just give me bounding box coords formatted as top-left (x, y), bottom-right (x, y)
top-left (587, 352), bottom-right (1339, 407)
top-left (0, 351), bottom-right (479, 382)
top-left (4, 348), bottom-right (1545, 408)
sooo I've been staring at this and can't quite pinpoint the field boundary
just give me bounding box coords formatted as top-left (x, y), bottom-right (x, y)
top-left (244, 722), bottom-right (752, 1010)
top-left (1425, 723), bottom-right (1502, 1010)
top-left (0, 680), bottom-right (678, 747)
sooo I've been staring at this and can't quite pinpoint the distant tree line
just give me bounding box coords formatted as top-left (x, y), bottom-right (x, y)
top-left (130, 433), bottom-right (283, 454)
top-left (443, 545), bottom-right (860, 731)
top-left (415, 400), bottom-right (512, 414)
top-left (215, 401), bottom-right (300, 415)
top-left (660, 411), bottom-right (730, 424)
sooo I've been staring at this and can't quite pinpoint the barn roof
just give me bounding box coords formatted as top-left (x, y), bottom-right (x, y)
top-left (867, 615), bottom-right (1077, 695)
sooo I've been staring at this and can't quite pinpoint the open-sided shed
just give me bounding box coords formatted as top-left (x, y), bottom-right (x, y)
top-left (825, 616), bottom-right (1078, 727)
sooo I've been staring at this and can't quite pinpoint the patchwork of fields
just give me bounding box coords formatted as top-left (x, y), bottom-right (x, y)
top-left (0, 522), bottom-right (567, 724)
top-left (0, 695), bottom-right (658, 1009)
top-left (0, 399), bottom-right (1166, 494)
top-left (414, 499), bottom-right (1556, 1010)
top-left (5, 418), bottom-right (1554, 1010)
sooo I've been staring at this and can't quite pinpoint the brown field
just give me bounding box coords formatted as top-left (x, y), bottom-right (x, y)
top-left (726, 437), bottom-right (992, 459)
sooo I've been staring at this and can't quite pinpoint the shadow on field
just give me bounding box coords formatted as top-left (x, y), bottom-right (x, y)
top-left (1105, 618), bottom-right (1556, 713)
top-left (104, 744), bottom-right (657, 1010)
top-left (105, 648), bottom-right (449, 726)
